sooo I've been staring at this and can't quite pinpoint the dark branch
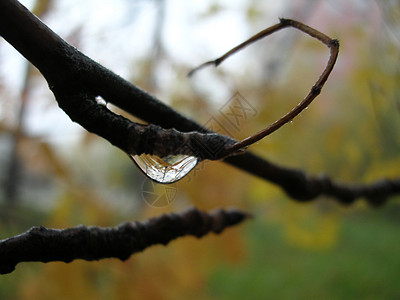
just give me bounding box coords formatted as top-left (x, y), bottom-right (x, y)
top-left (0, 207), bottom-right (251, 274)
top-left (0, 0), bottom-right (234, 160)
top-left (225, 155), bottom-right (400, 205)
top-left (0, 0), bottom-right (399, 205)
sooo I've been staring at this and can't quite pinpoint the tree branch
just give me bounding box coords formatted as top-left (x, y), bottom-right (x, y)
top-left (0, 0), bottom-right (399, 205)
top-left (0, 0), bottom-right (235, 160)
top-left (0, 207), bottom-right (251, 274)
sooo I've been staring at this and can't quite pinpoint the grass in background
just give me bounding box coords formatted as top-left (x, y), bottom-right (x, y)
top-left (208, 201), bottom-right (400, 299)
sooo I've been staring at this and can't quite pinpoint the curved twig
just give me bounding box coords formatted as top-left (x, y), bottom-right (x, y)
top-left (189, 19), bottom-right (339, 157)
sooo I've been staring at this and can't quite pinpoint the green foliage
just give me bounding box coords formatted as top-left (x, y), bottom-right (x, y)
top-left (208, 205), bottom-right (400, 299)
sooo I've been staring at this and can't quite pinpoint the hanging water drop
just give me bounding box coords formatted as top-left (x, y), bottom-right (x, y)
top-left (130, 153), bottom-right (198, 184)
top-left (290, 120), bottom-right (294, 125)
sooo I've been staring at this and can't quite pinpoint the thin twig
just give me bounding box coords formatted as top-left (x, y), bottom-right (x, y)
top-left (190, 18), bottom-right (339, 157)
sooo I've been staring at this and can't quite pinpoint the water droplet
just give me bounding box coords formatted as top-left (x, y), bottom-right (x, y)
top-left (130, 154), bottom-right (198, 184)
top-left (305, 106), bottom-right (309, 110)
top-left (290, 120), bottom-right (294, 125)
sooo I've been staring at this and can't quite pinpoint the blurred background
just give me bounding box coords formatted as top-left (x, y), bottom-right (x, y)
top-left (0, 0), bottom-right (400, 299)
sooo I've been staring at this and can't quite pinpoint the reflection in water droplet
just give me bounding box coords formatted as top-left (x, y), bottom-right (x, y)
top-left (95, 96), bottom-right (107, 106)
top-left (130, 154), bottom-right (198, 184)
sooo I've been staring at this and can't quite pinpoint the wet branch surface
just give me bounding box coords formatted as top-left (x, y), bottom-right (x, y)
top-left (0, 208), bottom-right (251, 274)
